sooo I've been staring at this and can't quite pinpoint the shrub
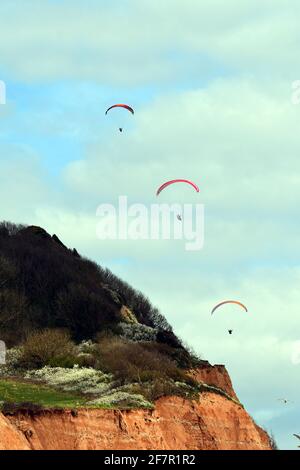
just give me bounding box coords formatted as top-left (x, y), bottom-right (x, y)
top-left (131, 379), bottom-right (197, 402)
top-left (1, 401), bottom-right (44, 416)
top-left (76, 353), bottom-right (98, 368)
top-left (269, 432), bottom-right (279, 450)
top-left (25, 365), bottom-right (112, 395)
top-left (0, 347), bottom-right (23, 377)
top-left (117, 322), bottom-right (157, 342)
top-left (18, 329), bottom-right (77, 369)
top-left (179, 340), bottom-right (203, 368)
top-left (75, 340), bottom-right (98, 367)
top-left (138, 341), bottom-right (202, 370)
top-left (77, 340), bottom-right (95, 354)
top-left (95, 337), bottom-right (192, 385)
top-left (87, 391), bottom-right (153, 409)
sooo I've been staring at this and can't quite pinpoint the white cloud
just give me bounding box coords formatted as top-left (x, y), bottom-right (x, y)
top-left (62, 78), bottom-right (300, 265)
top-left (0, 1), bottom-right (300, 84)
top-left (0, 144), bottom-right (51, 221)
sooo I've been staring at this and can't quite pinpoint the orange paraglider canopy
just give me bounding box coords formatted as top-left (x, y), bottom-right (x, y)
top-left (211, 300), bottom-right (248, 315)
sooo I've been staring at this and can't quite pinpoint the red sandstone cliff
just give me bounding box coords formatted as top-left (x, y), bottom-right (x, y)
top-left (0, 413), bottom-right (30, 450)
top-left (0, 365), bottom-right (271, 451)
top-left (188, 363), bottom-right (238, 400)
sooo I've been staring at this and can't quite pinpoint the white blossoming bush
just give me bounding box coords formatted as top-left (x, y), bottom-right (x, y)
top-left (76, 340), bottom-right (95, 354)
top-left (0, 347), bottom-right (23, 377)
top-left (25, 366), bottom-right (113, 395)
top-left (75, 341), bottom-right (98, 367)
top-left (6, 347), bottom-right (23, 367)
top-left (118, 322), bottom-right (157, 342)
top-left (0, 365), bottom-right (6, 377)
top-left (87, 391), bottom-right (153, 409)
top-left (24, 366), bottom-right (154, 408)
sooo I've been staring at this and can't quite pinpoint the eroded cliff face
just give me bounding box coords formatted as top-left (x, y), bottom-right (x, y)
top-left (188, 364), bottom-right (238, 400)
top-left (0, 366), bottom-right (271, 451)
top-left (0, 413), bottom-right (30, 450)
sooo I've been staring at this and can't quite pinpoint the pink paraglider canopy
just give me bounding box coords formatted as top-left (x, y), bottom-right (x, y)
top-left (156, 179), bottom-right (200, 196)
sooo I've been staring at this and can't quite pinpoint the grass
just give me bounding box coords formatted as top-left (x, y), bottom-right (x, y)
top-left (0, 377), bottom-right (242, 413)
top-left (0, 379), bottom-right (88, 409)
top-left (0, 379), bottom-right (153, 411)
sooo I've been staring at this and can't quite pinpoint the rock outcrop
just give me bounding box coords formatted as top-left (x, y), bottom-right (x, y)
top-left (188, 364), bottom-right (238, 400)
top-left (0, 366), bottom-right (271, 451)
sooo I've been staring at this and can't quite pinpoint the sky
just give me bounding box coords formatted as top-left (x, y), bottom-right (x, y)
top-left (0, 0), bottom-right (300, 450)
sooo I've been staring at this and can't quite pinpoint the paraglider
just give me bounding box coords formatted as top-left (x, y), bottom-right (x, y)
top-left (156, 179), bottom-right (200, 196)
top-left (211, 300), bottom-right (248, 315)
top-left (211, 301), bottom-right (247, 335)
top-left (105, 104), bottom-right (134, 132)
top-left (105, 104), bottom-right (134, 115)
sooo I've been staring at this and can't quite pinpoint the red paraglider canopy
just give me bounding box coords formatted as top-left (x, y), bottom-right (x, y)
top-left (156, 179), bottom-right (200, 196)
top-left (105, 104), bottom-right (134, 115)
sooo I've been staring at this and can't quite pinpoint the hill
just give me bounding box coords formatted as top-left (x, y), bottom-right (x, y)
top-left (0, 221), bottom-right (183, 352)
top-left (0, 221), bottom-right (273, 450)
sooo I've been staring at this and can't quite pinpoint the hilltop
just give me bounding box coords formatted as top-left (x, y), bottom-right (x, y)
top-left (0, 221), bottom-right (186, 353)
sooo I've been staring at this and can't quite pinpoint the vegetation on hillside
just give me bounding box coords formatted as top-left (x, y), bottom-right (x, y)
top-left (0, 221), bottom-right (180, 349)
top-left (0, 221), bottom-right (205, 410)
top-left (0, 327), bottom-right (207, 410)
top-left (0, 379), bottom-right (88, 411)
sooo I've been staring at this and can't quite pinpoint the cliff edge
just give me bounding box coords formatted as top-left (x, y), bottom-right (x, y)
top-left (0, 365), bottom-right (271, 451)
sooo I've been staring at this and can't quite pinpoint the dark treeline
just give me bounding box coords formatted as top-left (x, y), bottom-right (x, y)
top-left (0, 221), bottom-right (180, 348)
